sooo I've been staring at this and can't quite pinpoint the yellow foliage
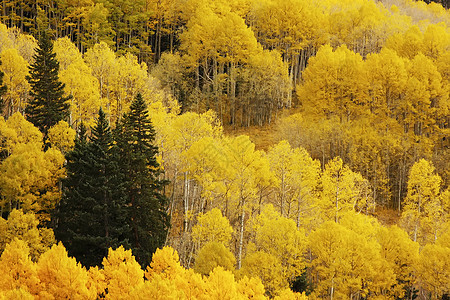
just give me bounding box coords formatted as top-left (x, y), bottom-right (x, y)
top-left (274, 289), bottom-right (308, 300)
top-left (60, 59), bottom-right (104, 128)
top-left (0, 288), bottom-right (34, 300)
top-left (37, 242), bottom-right (94, 299)
top-left (194, 241), bottom-right (236, 275)
top-left (319, 157), bottom-right (370, 222)
top-left (266, 140), bottom-right (320, 229)
top-left (0, 239), bottom-right (40, 296)
top-left (191, 208), bottom-right (233, 247)
top-left (53, 37), bottom-right (84, 71)
top-left (145, 246), bottom-right (184, 280)
top-left (401, 159), bottom-right (443, 244)
top-left (203, 267), bottom-right (241, 300)
top-left (100, 246), bottom-right (144, 299)
top-left (46, 120), bottom-right (76, 153)
top-left (237, 276), bottom-right (267, 300)
top-left (298, 44), bottom-right (368, 121)
top-left (0, 209), bottom-right (55, 261)
top-left (0, 112), bottom-right (42, 153)
top-left (377, 225), bottom-right (419, 298)
top-left (309, 221), bottom-right (395, 299)
top-left (0, 142), bottom-right (65, 215)
top-left (417, 243), bottom-right (450, 299)
top-left (144, 246), bottom-right (207, 299)
top-left (0, 48), bottom-right (29, 118)
top-left (242, 205), bottom-right (306, 296)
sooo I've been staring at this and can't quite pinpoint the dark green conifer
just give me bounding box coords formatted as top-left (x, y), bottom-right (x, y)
top-left (25, 31), bottom-right (71, 136)
top-left (55, 110), bottom-right (129, 267)
top-left (115, 93), bottom-right (170, 267)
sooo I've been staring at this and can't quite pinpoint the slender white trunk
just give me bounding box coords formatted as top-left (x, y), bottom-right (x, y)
top-left (238, 205), bottom-right (245, 270)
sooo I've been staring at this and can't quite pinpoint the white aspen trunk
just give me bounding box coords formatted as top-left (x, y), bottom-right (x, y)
top-left (414, 191), bottom-right (421, 242)
top-left (238, 203), bottom-right (245, 270)
top-left (184, 171), bottom-right (189, 232)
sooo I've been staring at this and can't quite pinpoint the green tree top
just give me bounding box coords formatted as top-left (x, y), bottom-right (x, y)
top-left (25, 31), bottom-right (71, 136)
top-left (115, 93), bottom-right (170, 267)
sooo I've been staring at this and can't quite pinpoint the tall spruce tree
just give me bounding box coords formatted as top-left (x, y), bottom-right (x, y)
top-left (25, 31), bottom-right (70, 136)
top-left (115, 93), bottom-right (170, 267)
top-left (55, 110), bottom-right (129, 267)
top-left (0, 60), bottom-right (6, 114)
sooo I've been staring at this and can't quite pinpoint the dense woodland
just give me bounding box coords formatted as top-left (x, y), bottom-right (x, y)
top-left (0, 0), bottom-right (449, 299)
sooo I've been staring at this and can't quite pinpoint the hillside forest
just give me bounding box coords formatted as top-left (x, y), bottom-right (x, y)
top-left (0, 0), bottom-right (449, 299)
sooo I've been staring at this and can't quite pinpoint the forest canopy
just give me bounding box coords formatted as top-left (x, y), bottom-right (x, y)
top-left (0, 0), bottom-right (449, 299)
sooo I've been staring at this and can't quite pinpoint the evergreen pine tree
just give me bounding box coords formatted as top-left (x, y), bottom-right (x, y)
top-left (55, 110), bottom-right (129, 267)
top-left (25, 31), bottom-right (71, 136)
top-left (115, 93), bottom-right (170, 267)
top-left (0, 60), bottom-right (6, 114)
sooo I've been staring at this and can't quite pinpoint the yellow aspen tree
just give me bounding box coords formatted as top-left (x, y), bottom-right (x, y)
top-left (109, 53), bottom-right (151, 121)
top-left (404, 53), bottom-right (447, 139)
top-left (0, 209), bottom-right (54, 261)
top-left (82, 3), bottom-right (115, 49)
top-left (53, 37), bottom-right (84, 72)
top-left (131, 247), bottom-right (185, 299)
top-left (191, 208), bottom-right (233, 248)
top-left (309, 221), bottom-right (394, 299)
top-left (166, 111), bottom-right (222, 233)
top-left (240, 251), bottom-right (283, 297)
top-left (416, 243), bottom-right (450, 299)
top-left (203, 267), bottom-right (241, 300)
top-left (59, 59), bottom-right (103, 128)
top-left (297, 45), bottom-right (368, 122)
top-left (182, 136), bottom-right (228, 215)
top-left (319, 157), bottom-right (370, 222)
top-left (36, 242), bottom-right (94, 299)
top-left (241, 205), bottom-right (306, 296)
top-left (143, 246), bottom-right (206, 299)
top-left (11, 33), bottom-right (37, 65)
top-left (0, 142), bottom-right (65, 217)
top-left (274, 289), bottom-right (308, 300)
top-left (248, 0), bottom-right (327, 85)
top-left (46, 120), bottom-right (76, 154)
top-left (422, 23), bottom-right (450, 61)
top-left (385, 25), bottom-right (424, 59)
top-left (266, 140), bottom-right (298, 217)
top-left (221, 135), bottom-right (265, 270)
top-left (377, 225), bottom-right (419, 298)
top-left (0, 112), bottom-right (42, 153)
top-left (241, 49), bottom-right (291, 125)
top-left (194, 242), bottom-right (236, 275)
top-left (0, 24), bottom-right (14, 54)
top-left (100, 246), bottom-right (144, 299)
top-left (0, 48), bottom-right (29, 118)
top-left (179, 4), bottom-right (261, 123)
top-left (237, 276), bottom-right (267, 300)
top-left (345, 117), bottom-right (390, 207)
top-left (129, 276), bottom-right (182, 300)
top-left (401, 159), bottom-right (442, 244)
top-left (84, 42), bottom-right (118, 119)
top-left (0, 239), bottom-right (40, 296)
top-left (0, 114), bottom-right (65, 219)
top-left (365, 48), bottom-right (408, 118)
top-left (55, 36), bottom-right (104, 128)
top-left (266, 140), bottom-right (321, 229)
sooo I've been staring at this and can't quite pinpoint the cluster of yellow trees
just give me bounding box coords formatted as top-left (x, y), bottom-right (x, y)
top-left (0, 0), bottom-right (449, 298)
top-left (0, 236), bottom-right (309, 299)
top-left (1, 97), bottom-right (448, 298)
top-left (0, 24), bottom-right (177, 127)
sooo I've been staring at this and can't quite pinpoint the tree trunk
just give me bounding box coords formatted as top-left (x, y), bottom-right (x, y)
top-left (238, 204), bottom-right (245, 270)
